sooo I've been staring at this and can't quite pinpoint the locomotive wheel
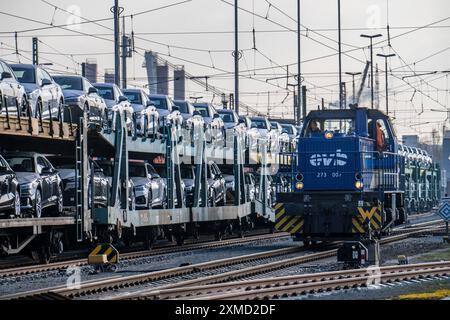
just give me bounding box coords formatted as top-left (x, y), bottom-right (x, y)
top-left (215, 229), bottom-right (223, 241)
top-left (38, 245), bottom-right (51, 264)
top-left (175, 234), bottom-right (185, 246)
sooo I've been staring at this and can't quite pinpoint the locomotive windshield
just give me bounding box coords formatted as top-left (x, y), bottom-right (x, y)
top-left (303, 118), bottom-right (354, 137)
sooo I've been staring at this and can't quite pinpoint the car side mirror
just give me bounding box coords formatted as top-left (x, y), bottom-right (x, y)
top-left (94, 167), bottom-right (103, 174)
top-left (213, 113), bottom-right (220, 119)
top-left (88, 87), bottom-right (98, 95)
top-left (238, 118), bottom-right (245, 124)
top-left (118, 95), bottom-right (128, 103)
top-left (1, 72), bottom-right (12, 80)
top-left (41, 167), bottom-right (52, 174)
top-left (41, 79), bottom-right (52, 87)
top-left (172, 105), bottom-right (180, 112)
top-left (146, 101), bottom-right (155, 107)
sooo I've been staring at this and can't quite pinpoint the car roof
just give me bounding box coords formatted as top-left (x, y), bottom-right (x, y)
top-left (149, 94), bottom-right (169, 98)
top-left (93, 82), bottom-right (116, 87)
top-left (217, 109), bottom-right (234, 114)
top-left (53, 74), bottom-right (83, 79)
top-left (4, 152), bottom-right (39, 157)
top-left (193, 102), bottom-right (210, 107)
top-left (122, 88), bottom-right (143, 93)
top-left (10, 63), bottom-right (35, 69)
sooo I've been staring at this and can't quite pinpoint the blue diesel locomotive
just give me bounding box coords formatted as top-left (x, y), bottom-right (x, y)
top-left (274, 108), bottom-right (440, 264)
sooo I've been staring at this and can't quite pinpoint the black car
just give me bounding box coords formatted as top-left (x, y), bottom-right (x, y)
top-left (0, 59), bottom-right (28, 117)
top-left (0, 155), bottom-right (20, 217)
top-left (52, 75), bottom-right (106, 123)
top-left (4, 153), bottom-right (63, 218)
top-left (46, 156), bottom-right (109, 210)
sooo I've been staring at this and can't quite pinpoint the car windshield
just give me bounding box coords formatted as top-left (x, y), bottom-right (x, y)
top-left (174, 101), bottom-right (189, 113)
top-left (153, 165), bottom-right (167, 178)
top-left (98, 163), bottom-right (113, 176)
top-left (181, 167), bottom-right (194, 179)
top-left (5, 156), bottom-right (35, 172)
top-left (46, 157), bottom-right (74, 169)
top-left (219, 166), bottom-right (234, 175)
top-left (194, 106), bottom-right (209, 117)
top-left (53, 77), bottom-right (82, 90)
top-left (124, 92), bottom-right (142, 104)
top-left (149, 97), bottom-right (168, 109)
top-left (95, 86), bottom-right (114, 100)
top-left (219, 113), bottom-right (235, 123)
top-left (282, 125), bottom-right (293, 134)
top-left (252, 119), bottom-right (268, 129)
top-left (11, 66), bottom-right (35, 84)
top-left (129, 164), bottom-right (146, 177)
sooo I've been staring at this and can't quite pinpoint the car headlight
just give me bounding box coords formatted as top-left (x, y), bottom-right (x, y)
top-left (27, 89), bottom-right (39, 102)
top-left (65, 96), bottom-right (81, 103)
top-left (20, 183), bottom-right (34, 195)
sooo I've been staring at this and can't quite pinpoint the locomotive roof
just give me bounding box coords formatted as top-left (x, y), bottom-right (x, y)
top-left (306, 108), bottom-right (388, 119)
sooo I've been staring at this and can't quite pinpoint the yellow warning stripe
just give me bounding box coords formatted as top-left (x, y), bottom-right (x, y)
top-left (104, 246), bottom-right (113, 257)
top-left (275, 208), bottom-right (286, 220)
top-left (352, 218), bottom-right (365, 233)
top-left (290, 220), bottom-right (304, 234)
top-left (275, 216), bottom-right (289, 229)
top-left (373, 211), bottom-right (381, 223)
top-left (274, 203), bottom-right (283, 211)
top-left (282, 217), bottom-right (300, 232)
top-left (89, 245), bottom-right (102, 256)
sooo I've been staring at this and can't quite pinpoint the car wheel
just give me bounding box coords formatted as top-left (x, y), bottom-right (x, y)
top-left (34, 189), bottom-right (42, 218)
top-left (14, 189), bottom-right (21, 217)
top-left (57, 184), bottom-right (63, 215)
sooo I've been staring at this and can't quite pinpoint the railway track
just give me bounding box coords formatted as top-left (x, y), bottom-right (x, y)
top-left (0, 231), bottom-right (289, 278)
top-left (169, 261), bottom-right (450, 300)
top-left (2, 224), bottom-right (445, 300)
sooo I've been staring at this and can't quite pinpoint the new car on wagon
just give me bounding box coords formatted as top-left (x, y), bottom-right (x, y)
top-left (4, 152), bottom-right (63, 218)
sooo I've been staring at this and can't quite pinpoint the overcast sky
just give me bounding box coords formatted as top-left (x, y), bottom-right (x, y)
top-left (0, 0), bottom-right (449, 142)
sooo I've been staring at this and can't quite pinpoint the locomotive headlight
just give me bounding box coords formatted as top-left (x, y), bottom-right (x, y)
top-left (295, 182), bottom-right (304, 190)
top-left (355, 180), bottom-right (363, 189)
top-left (324, 132), bottom-right (333, 139)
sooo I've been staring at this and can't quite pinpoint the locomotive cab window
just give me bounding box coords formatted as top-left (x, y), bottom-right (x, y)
top-left (304, 118), bottom-right (354, 136)
top-left (368, 118), bottom-right (393, 152)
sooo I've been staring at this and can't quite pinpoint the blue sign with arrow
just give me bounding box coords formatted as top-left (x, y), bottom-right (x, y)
top-left (438, 197), bottom-right (450, 222)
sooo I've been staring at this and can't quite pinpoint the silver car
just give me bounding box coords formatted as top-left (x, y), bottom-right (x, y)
top-left (93, 83), bottom-right (134, 131)
top-left (129, 161), bottom-right (167, 209)
top-left (122, 88), bottom-right (159, 135)
top-left (10, 64), bottom-right (64, 120)
top-left (52, 75), bottom-right (106, 124)
top-left (0, 59), bottom-right (28, 117)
